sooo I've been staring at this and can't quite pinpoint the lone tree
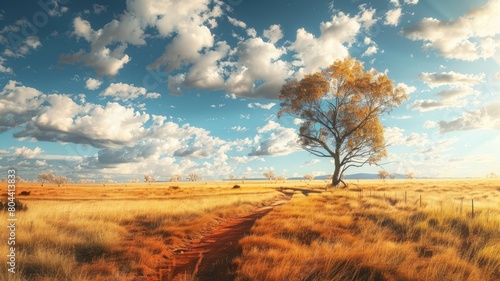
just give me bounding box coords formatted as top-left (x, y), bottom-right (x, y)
top-left (187, 173), bottom-right (201, 182)
top-left (378, 170), bottom-right (390, 180)
top-left (304, 174), bottom-right (315, 181)
top-left (263, 170), bottom-right (276, 181)
top-left (53, 176), bottom-right (68, 187)
top-left (278, 57), bottom-right (407, 187)
top-left (169, 175), bottom-right (182, 182)
top-left (38, 173), bottom-right (55, 186)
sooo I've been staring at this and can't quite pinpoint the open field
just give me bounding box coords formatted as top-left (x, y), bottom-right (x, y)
top-left (0, 181), bottom-right (303, 281)
top-left (0, 179), bottom-right (499, 281)
top-left (236, 179), bottom-right (500, 281)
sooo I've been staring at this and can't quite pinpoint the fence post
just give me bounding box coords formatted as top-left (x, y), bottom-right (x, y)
top-left (471, 199), bottom-right (474, 219)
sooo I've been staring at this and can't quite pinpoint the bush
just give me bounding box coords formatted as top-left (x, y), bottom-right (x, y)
top-left (19, 191), bottom-right (31, 196)
top-left (0, 199), bottom-right (28, 211)
top-left (232, 185), bottom-right (241, 189)
top-left (169, 186), bottom-right (180, 190)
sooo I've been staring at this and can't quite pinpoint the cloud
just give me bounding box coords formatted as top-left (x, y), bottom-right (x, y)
top-left (410, 87), bottom-right (476, 112)
top-left (60, 10), bottom-right (148, 77)
top-left (438, 102), bottom-right (500, 133)
top-left (59, 44), bottom-right (131, 78)
top-left (227, 16), bottom-right (247, 29)
top-left (385, 8), bottom-right (402, 26)
top-left (410, 99), bottom-right (464, 112)
top-left (290, 12), bottom-right (360, 77)
top-left (384, 127), bottom-right (429, 147)
top-left (263, 24), bottom-right (283, 44)
top-left (73, 17), bottom-right (93, 41)
top-left (359, 5), bottom-right (377, 30)
top-left (390, 0), bottom-right (400, 6)
top-left (423, 120), bottom-right (438, 129)
top-left (293, 118), bottom-right (304, 125)
top-left (100, 83), bottom-right (160, 101)
top-left (85, 78), bottom-right (102, 90)
top-left (304, 159), bottom-right (321, 166)
top-left (249, 121), bottom-right (299, 156)
top-left (436, 87), bottom-right (477, 100)
top-left (397, 83), bottom-right (417, 94)
top-left (417, 137), bottom-right (458, 154)
top-left (231, 126), bottom-right (248, 132)
top-left (93, 4), bottom-right (107, 14)
top-left (3, 36), bottom-right (42, 58)
top-left (230, 156), bottom-right (263, 164)
top-left (402, 0), bottom-right (500, 61)
top-left (148, 23), bottom-right (214, 72)
top-left (225, 37), bottom-right (290, 99)
top-left (181, 41), bottom-right (230, 90)
top-left (0, 57), bottom-right (12, 73)
top-left (0, 80), bottom-right (45, 132)
top-left (419, 71), bottom-right (484, 88)
top-left (404, 0), bottom-right (419, 4)
top-left (14, 99), bottom-right (151, 148)
top-left (0, 80), bottom-right (260, 180)
top-left (97, 142), bottom-right (159, 164)
top-left (362, 45), bottom-right (378, 57)
top-left (247, 102), bottom-right (276, 110)
top-left (12, 146), bottom-right (42, 159)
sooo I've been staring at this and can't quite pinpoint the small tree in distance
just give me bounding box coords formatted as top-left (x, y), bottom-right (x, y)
top-left (263, 171), bottom-right (276, 181)
top-left (53, 176), bottom-right (68, 187)
top-left (38, 173), bottom-right (55, 186)
top-left (187, 173), bottom-right (201, 182)
top-left (304, 174), bottom-right (315, 181)
top-left (378, 170), bottom-right (390, 181)
top-left (278, 57), bottom-right (408, 187)
top-left (487, 172), bottom-right (498, 178)
top-left (170, 175), bottom-right (182, 182)
top-left (406, 172), bottom-right (414, 179)
top-left (277, 175), bottom-right (286, 183)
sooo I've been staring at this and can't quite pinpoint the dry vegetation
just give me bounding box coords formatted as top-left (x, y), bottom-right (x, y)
top-left (0, 181), bottom-right (296, 281)
top-left (1, 179), bottom-right (499, 281)
top-left (236, 179), bottom-right (500, 281)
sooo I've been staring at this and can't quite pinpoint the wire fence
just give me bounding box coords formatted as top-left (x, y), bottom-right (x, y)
top-left (345, 188), bottom-right (500, 223)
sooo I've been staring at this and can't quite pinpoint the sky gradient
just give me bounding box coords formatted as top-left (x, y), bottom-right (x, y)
top-left (1, 0), bottom-right (499, 182)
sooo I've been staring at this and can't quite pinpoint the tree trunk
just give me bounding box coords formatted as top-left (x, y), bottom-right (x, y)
top-left (328, 156), bottom-right (343, 190)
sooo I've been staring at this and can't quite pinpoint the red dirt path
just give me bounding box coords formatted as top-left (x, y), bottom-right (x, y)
top-left (159, 195), bottom-right (293, 281)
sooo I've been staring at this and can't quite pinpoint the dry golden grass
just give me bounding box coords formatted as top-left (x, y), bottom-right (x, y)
top-left (0, 181), bottom-right (293, 281)
top-left (236, 179), bottom-right (500, 281)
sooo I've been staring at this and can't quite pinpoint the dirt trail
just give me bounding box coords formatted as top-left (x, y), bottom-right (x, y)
top-left (159, 194), bottom-right (293, 281)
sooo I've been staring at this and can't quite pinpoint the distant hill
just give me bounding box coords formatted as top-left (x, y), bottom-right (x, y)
top-left (288, 173), bottom-right (408, 180)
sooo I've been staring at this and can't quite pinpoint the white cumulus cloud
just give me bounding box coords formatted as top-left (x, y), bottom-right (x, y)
top-left (85, 78), bottom-right (102, 90)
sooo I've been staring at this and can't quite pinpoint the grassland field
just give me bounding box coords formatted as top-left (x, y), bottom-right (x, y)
top-left (0, 179), bottom-right (499, 281)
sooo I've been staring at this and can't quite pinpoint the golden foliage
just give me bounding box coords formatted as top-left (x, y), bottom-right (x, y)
top-left (279, 57), bottom-right (408, 185)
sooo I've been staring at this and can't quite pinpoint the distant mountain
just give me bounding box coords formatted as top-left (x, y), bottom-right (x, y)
top-left (288, 173), bottom-right (407, 180)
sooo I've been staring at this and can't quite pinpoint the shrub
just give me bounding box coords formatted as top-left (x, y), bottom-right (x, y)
top-left (232, 185), bottom-right (241, 189)
top-left (0, 199), bottom-right (28, 211)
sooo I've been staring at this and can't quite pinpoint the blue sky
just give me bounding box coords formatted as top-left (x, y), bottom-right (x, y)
top-left (0, 0), bottom-right (499, 182)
